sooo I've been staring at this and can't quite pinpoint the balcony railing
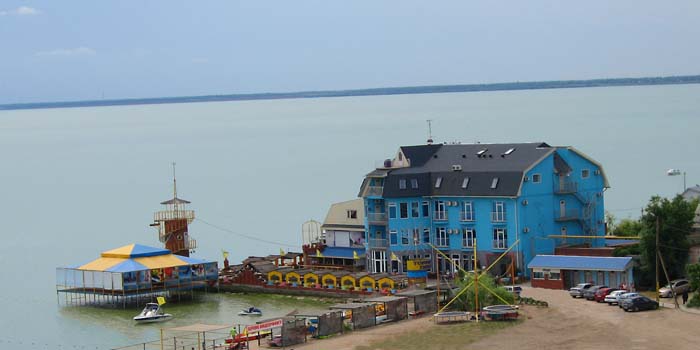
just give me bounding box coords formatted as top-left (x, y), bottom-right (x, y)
top-left (493, 240), bottom-right (507, 249)
top-left (460, 212), bottom-right (475, 222)
top-left (365, 186), bottom-right (384, 197)
top-left (555, 181), bottom-right (578, 194)
top-left (367, 212), bottom-right (387, 223)
top-left (491, 212), bottom-right (506, 222)
top-left (555, 209), bottom-right (580, 221)
top-left (154, 209), bottom-right (195, 224)
top-left (368, 238), bottom-right (388, 248)
top-left (433, 211), bottom-right (448, 221)
top-left (167, 238), bottom-right (197, 252)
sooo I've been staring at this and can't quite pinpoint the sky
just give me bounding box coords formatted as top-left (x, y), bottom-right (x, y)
top-left (1, 1), bottom-right (699, 104)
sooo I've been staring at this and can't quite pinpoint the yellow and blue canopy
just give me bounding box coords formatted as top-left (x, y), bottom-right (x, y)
top-left (77, 243), bottom-right (210, 273)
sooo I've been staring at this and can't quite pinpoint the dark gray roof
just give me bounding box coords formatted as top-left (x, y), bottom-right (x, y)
top-left (160, 197), bottom-right (191, 205)
top-left (379, 142), bottom-right (554, 197)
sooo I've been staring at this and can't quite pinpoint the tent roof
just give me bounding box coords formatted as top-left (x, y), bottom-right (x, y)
top-left (107, 259), bottom-right (149, 272)
top-left (101, 244), bottom-right (171, 258)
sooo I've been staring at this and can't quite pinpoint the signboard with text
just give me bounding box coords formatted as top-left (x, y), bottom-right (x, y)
top-left (245, 319), bottom-right (283, 333)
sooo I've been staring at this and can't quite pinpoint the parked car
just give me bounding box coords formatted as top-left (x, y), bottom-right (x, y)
top-left (594, 287), bottom-right (617, 303)
top-left (622, 296), bottom-right (659, 312)
top-left (659, 279), bottom-right (691, 298)
top-left (569, 283), bottom-right (593, 298)
top-left (604, 290), bottom-right (627, 305)
top-left (583, 285), bottom-right (608, 300)
top-left (618, 292), bottom-right (641, 308)
top-left (504, 285), bottom-right (523, 297)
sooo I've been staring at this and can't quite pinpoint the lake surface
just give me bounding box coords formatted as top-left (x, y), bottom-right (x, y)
top-left (0, 84), bottom-right (698, 349)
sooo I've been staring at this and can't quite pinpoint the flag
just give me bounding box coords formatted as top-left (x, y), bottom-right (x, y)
top-left (280, 248), bottom-right (285, 256)
top-left (316, 249), bottom-right (323, 258)
top-left (157, 296), bottom-right (166, 305)
top-left (391, 252), bottom-right (399, 261)
top-left (353, 250), bottom-right (360, 260)
top-left (222, 250), bottom-right (229, 259)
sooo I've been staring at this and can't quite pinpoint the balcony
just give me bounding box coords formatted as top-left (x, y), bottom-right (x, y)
top-left (167, 238), bottom-right (197, 252)
top-left (154, 209), bottom-right (195, 224)
top-left (460, 212), bottom-right (475, 222)
top-left (491, 212), bottom-right (506, 223)
top-left (365, 186), bottom-right (384, 197)
top-left (555, 209), bottom-right (580, 222)
top-left (368, 238), bottom-right (388, 248)
top-left (367, 212), bottom-right (387, 224)
top-left (433, 211), bottom-right (448, 221)
top-left (555, 181), bottom-right (578, 194)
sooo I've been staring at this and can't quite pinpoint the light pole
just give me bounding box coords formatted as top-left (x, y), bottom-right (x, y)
top-left (666, 168), bottom-right (686, 193)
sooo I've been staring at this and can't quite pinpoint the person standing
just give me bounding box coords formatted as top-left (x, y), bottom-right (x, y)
top-left (682, 290), bottom-right (689, 305)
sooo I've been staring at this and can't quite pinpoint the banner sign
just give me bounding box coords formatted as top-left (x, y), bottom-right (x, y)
top-left (407, 259), bottom-right (430, 271)
top-left (245, 319), bottom-right (283, 333)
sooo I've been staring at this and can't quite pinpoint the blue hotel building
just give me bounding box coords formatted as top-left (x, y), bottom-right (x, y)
top-left (357, 142), bottom-right (610, 278)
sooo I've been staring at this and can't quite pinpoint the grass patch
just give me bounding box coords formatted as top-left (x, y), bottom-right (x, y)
top-left (354, 319), bottom-right (521, 350)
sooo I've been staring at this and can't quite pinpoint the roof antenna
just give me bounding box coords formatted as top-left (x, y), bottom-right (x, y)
top-left (172, 162), bottom-right (179, 213)
top-left (426, 119), bottom-right (434, 145)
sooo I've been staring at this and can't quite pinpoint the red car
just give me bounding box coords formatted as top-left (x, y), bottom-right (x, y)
top-left (594, 287), bottom-right (617, 302)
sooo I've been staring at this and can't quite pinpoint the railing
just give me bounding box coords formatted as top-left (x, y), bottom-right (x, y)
top-left (166, 238), bottom-right (197, 252)
top-left (491, 212), bottom-right (506, 222)
top-left (365, 186), bottom-right (384, 196)
top-left (368, 238), bottom-right (388, 248)
top-left (555, 181), bottom-right (578, 194)
top-left (154, 210), bottom-right (195, 223)
top-left (366, 212), bottom-right (387, 223)
top-left (433, 211), bottom-right (448, 221)
top-left (555, 209), bottom-right (580, 221)
top-left (460, 212), bottom-right (475, 222)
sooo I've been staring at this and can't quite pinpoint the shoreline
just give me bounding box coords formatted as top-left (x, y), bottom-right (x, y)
top-left (2, 75), bottom-right (699, 111)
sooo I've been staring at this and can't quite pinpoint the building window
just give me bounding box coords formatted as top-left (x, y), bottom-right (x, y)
top-left (561, 226), bottom-right (567, 235)
top-left (400, 203), bottom-right (408, 219)
top-left (411, 179), bottom-right (419, 189)
top-left (532, 174), bottom-right (541, 183)
top-left (582, 169), bottom-right (590, 179)
top-left (399, 179), bottom-right (407, 190)
top-left (492, 201), bottom-right (506, 222)
top-left (533, 270), bottom-right (544, 279)
top-left (390, 231), bottom-right (398, 245)
top-left (412, 228), bottom-right (419, 244)
top-left (411, 202), bottom-right (419, 218)
top-left (493, 228), bottom-right (507, 249)
top-left (462, 177), bottom-right (470, 189)
top-left (347, 210), bottom-right (357, 219)
top-left (491, 177), bottom-right (499, 189)
top-left (401, 232), bottom-right (409, 245)
top-left (435, 177), bottom-right (443, 188)
top-left (549, 270), bottom-right (561, 280)
top-left (462, 228), bottom-right (475, 248)
top-left (388, 203), bottom-right (397, 219)
top-left (434, 201), bottom-right (447, 220)
top-left (423, 228), bottom-right (430, 243)
top-left (461, 201), bottom-right (474, 221)
top-left (436, 227), bottom-right (449, 247)
top-left (422, 201), bottom-right (430, 217)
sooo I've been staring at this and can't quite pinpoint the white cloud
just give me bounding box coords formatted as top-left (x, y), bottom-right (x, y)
top-left (16, 6), bottom-right (39, 15)
top-left (35, 47), bottom-right (97, 57)
top-left (1, 6), bottom-right (39, 16)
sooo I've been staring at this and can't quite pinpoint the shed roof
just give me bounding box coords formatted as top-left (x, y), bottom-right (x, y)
top-left (364, 296), bottom-right (407, 303)
top-left (321, 199), bottom-right (365, 230)
top-left (329, 302), bottom-right (374, 309)
top-left (527, 255), bottom-right (632, 271)
top-left (395, 289), bottom-right (437, 297)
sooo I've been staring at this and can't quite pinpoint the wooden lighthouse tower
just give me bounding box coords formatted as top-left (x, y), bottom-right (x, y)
top-left (151, 163), bottom-right (196, 257)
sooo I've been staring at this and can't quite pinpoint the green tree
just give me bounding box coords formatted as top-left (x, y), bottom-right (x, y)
top-left (450, 272), bottom-right (514, 311)
top-left (613, 219), bottom-right (644, 237)
top-left (638, 195), bottom-right (697, 287)
top-left (685, 263), bottom-right (700, 307)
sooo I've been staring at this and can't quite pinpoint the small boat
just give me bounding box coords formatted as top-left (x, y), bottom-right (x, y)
top-left (238, 307), bottom-right (262, 316)
top-left (133, 303), bottom-right (173, 323)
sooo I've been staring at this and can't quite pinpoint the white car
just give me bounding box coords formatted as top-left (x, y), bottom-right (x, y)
top-left (604, 290), bottom-right (626, 305)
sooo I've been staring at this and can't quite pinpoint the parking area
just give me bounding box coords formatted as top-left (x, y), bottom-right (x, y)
top-left (468, 285), bottom-right (700, 350)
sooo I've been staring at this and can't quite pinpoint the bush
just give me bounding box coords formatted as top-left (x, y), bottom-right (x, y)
top-left (686, 293), bottom-right (700, 308)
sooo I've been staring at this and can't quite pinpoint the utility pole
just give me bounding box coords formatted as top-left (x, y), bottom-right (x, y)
top-left (655, 215), bottom-right (660, 302)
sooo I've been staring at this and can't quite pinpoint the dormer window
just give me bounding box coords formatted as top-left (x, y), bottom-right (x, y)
top-left (347, 210), bottom-right (358, 219)
top-left (504, 148), bottom-right (515, 155)
top-left (462, 177), bottom-right (470, 189)
top-left (435, 177), bottom-right (443, 188)
top-left (399, 179), bottom-right (407, 189)
top-left (411, 179), bottom-right (418, 189)
top-left (476, 149), bottom-right (488, 156)
top-left (491, 177), bottom-right (499, 189)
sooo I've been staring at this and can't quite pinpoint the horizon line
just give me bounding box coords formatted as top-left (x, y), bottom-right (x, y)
top-left (2, 74), bottom-right (699, 111)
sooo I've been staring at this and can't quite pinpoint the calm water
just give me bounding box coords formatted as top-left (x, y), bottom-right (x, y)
top-left (1, 85), bottom-right (699, 349)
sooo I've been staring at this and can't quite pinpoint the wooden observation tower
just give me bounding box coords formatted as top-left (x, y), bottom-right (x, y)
top-left (151, 163), bottom-right (197, 257)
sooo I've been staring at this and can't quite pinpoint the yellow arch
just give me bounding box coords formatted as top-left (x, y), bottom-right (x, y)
top-left (303, 271), bottom-right (319, 287)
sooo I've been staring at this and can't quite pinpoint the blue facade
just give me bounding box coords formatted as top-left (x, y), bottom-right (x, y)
top-left (359, 143), bottom-right (609, 277)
